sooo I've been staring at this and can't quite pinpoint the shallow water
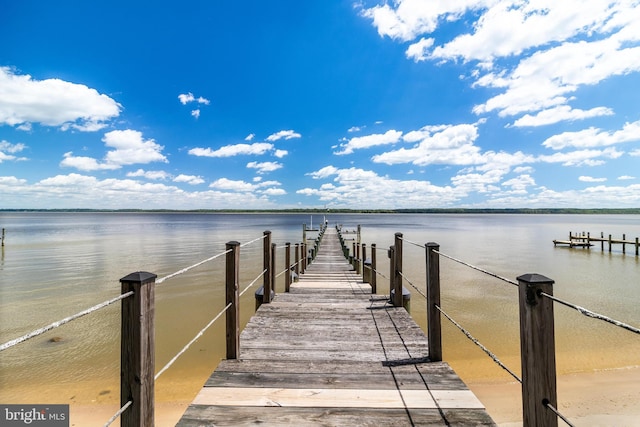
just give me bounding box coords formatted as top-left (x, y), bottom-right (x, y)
top-left (1, 212), bottom-right (639, 407)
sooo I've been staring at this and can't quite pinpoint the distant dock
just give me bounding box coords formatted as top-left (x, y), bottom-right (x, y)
top-left (553, 231), bottom-right (639, 255)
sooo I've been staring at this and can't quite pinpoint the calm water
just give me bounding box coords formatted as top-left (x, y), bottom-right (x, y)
top-left (1, 212), bottom-right (639, 407)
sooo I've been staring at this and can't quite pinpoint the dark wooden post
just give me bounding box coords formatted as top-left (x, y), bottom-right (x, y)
top-left (352, 242), bottom-right (356, 269)
top-left (388, 246), bottom-right (395, 298)
top-left (120, 271), bottom-right (156, 427)
top-left (601, 232), bottom-right (604, 251)
top-left (226, 241), bottom-right (240, 359)
top-left (263, 231), bottom-right (272, 304)
top-left (361, 243), bottom-right (367, 282)
top-left (271, 242), bottom-right (276, 294)
top-left (623, 234), bottom-right (626, 254)
top-left (371, 244), bottom-right (377, 294)
top-left (302, 242), bottom-right (307, 273)
top-left (426, 243), bottom-right (442, 362)
top-left (356, 242), bottom-right (361, 274)
top-left (636, 237), bottom-right (639, 256)
top-left (609, 234), bottom-right (612, 252)
top-left (1, 228), bottom-right (4, 247)
top-left (285, 242), bottom-right (291, 292)
top-left (295, 243), bottom-right (300, 276)
top-left (393, 233), bottom-right (403, 307)
top-left (518, 273), bottom-right (557, 427)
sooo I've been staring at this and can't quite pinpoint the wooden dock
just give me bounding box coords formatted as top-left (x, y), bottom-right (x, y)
top-left (177, 228), bottom-right (494, 426)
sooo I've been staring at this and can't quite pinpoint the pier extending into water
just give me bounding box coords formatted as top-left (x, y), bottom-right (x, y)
top-left (553, 231), bottom-right (640, 255)
top-left (3, 221), bottom-right (639, 426)
top-left (177, 226), bottom-right (492, 426)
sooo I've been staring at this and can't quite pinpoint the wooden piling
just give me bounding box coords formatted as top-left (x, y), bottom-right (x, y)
top-left (1, 228), bottom-right (4, 247)
top-left (388, 245), bottom-right (395, 298)
top-left (295, 243), bottom-right (300, 277)
top-left (517, 273), bottom-right (557, 427)
top-left (285, 242), bottom-right (291, 292)
top-left (226, 241), bottom-right (240, 359)
top-left (262, 231), bottom-right (272, 304)
top-left (426, 242), bottom-right (442, 362)
top-left (393, 233), bottom-right (403, 308)
top-left (370, 243), bottom-right (377, 294)
top-left (361, 243), bottom-right (368, 283)
top-left (120, 271), bottom-right (157, 427)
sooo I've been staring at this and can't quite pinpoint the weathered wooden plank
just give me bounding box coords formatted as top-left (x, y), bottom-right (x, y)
top-left (177, 227), bottom-right (495, 426)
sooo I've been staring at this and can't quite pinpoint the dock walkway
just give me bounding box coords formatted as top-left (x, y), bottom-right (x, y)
top-left (177, 228), bottom-right (494, 426)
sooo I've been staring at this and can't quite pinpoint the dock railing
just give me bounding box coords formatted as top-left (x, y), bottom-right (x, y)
top-left (0, 223), bottom-right (327, 427)
top-left (345, 226), bottom-right (640, 427)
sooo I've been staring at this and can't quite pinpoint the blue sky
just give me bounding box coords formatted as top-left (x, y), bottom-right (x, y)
top-left (1, 1), bottom-right (639, 209)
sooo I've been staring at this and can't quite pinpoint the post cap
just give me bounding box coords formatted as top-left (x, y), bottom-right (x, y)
top-left (120, 271), bottom-right (157, 283)
top-left (516, 273), bottom-right (554, 285)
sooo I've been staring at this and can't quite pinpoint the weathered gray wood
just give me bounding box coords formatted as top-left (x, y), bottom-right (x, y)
top-left (262, 231), bottom-right (272, 304)
top-left (177, 228), bottom-right (494, 426)
top-left (426, 242), bottom-right (442, 362)
top-left (120, 271), bottom-right (156, 427)
top-left (393, 233), bottom-right (403, 307)
top-left (226, 241), bottom-right (240, 359)
top-left (371, 243), bottom-right (377, 294)
top-left (518, 273), bottom-right (557, 427)
top-left (285, 242), bottom-right (291, 292)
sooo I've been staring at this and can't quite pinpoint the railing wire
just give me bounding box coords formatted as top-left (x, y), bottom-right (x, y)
top-left (544, 400), bottom-right (576, 427)
top-left (156, 249), bottom-right (231, 285)
top-left (398, 271), bottom-right (426, 299)
top-left (434, 249), bottom-right (518, 287)
top-left (436, 305), bottom-right (522, 383)
top-left (0, 291), bottom-right (134, 352)
top-left (240, 269), bottom-right (268, 298)
top-left (155, 302), bottom-right (232, 381)
top-left (540, 292), bottom-right (640, 335)
top-left (103, 400), bottom-right (132, 427)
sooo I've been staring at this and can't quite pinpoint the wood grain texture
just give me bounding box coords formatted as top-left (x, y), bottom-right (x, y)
top-left (177, 228), bottom-right (495, 426)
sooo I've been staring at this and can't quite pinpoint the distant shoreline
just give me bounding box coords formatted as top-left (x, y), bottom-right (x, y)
top-left (1, 208), bottom-right (640, 214)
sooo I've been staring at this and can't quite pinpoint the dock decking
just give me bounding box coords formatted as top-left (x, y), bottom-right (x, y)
top-left (177, 228), bottom-right (495, 426)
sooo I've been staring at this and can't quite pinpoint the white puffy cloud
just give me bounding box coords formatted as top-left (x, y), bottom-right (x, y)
top-left (189, 142), bottom-right (273, 157)
top-left (273, 149), bottom-right (288, 158)
top-left (0, 67), bottom-right (120, 131)
top-left (542, 120), bottom-right (640, 150)
top-left (262, 187), bottom-right (286, 196)
top-left (60, 152), bottom-right (120, 171)
top-left (512, 106), bottom-right (614, 127)
top-left (191, 109), bottom-right (201, 119)
top-left (335, 129), bottom-right (403, 155)
top-left (579, 176), bottom-right (607, 182)
top-left (539, 147), bottom-right (623, 166)
top-left (372, 124), bottom-right (481, 166)
top-left (173, 174), bottom-right (205, 185)
top-left (299, 165), bottom-right (459, 208)
top-left (178, 92), bottom-right (210, 105)
top-left (209, 178), bottom-right (256, 192)
top-left (0, 140), bottom-right (27, 163)
top-left (266, 130), bottom-right (301, 141)
top-left (103, 130), bottom-right (167, 165)
top-left (127, 169), bottom-right (171, 180)
top-left (247, 161), bottom-right (283, 174)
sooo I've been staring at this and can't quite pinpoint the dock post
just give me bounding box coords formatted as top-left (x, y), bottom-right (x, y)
top-left (303, 242), bottom-right (307, 271)
top-left (371, 244), bottom-right (377, 294)
top-left (262, 231), bottom-right (272, 304)
top-left (623, 234), bottom-right (626, 254)
top-left (393, 233), bottom-right (403, 308)
top-left (356, 242), bottom-right (361, 274)
top-left (271, 242), bottom-right (276, 294)
top-left (120, 271), bottom-right (157, 427)
top-left (601, 232), bottom-right (604, 251)
top-left (352, 242), bottom-right (356, 270)
top-left (1, 228), bottom-right (4, 247)
top-left (295, 243), bottom-right (300, 277)
top-left (361, 243), bottom-right (368, 282)
top-left (636, 237), bottom-right (639, 256)
top-left (517, 273), bottom-right (557, 427)
top-left (226, 241), bottom-right (240, 359)
top-left (426, 243), bottom-right (442, 362)
top-left (285, 243), bottom-right (291, 292)
top-left (388, 245), bottom-right (395, 298)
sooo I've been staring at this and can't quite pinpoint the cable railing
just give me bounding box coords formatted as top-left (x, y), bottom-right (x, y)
top-left (2, 224), bottom-right (328, 427)
top-left (343, 228), bottom-right (639, 427)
